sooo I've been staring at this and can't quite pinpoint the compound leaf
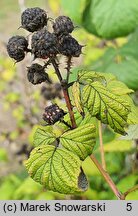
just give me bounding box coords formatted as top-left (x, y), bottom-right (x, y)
top-left (60, 124), bottom-right (96, 160)
top-left (33, 126), bottom-right (56, 147)
top-left (25, 145), bottom-right (88, 194)
top-left (82, 81), bottom-right (131, 134)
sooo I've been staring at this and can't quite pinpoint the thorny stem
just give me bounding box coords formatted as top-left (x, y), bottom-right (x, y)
top-left (51, 58), bottom-right (77, 128)
top-left (90, 154), bottom-right (124, 200)
top-left (62, 88), bottom-right (76, 129)
top-left (66, 56), bottom-right (72, 83)
top-left (98, 121), bottom-right (106, 170)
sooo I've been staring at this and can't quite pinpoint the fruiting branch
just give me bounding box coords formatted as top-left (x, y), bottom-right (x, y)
top-left (51, 58), bottom-right (77, 129)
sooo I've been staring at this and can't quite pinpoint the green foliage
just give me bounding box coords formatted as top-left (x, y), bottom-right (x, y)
top-left (33, 126), bottom-right (56, 147)
top-left (60, 0), bottom-right (88, 24)
top-left (0, 148), bottom-right (8, 162)
top-left (103, 139), bottom-right (132, 153)
top-left (117, 174), bottom-right (138, 194)
top-left (72, 82), bottom-right (84, 115)
top-left (60, 124), bottom-right (96, 160)
top-left (78, 71), bottom-right (131, 134)
top-left (92, 40), bottom-right (138, 90)
top-left (61, 0), bottom-right (138, 39)
top-left (0, 175), bottom-right (21, 199)
top-left (86, 0), bottom-right (138, 39)
top-left (25, 145), bottom-right (88, 194)
top-left (2, 1), bottom-right (138, 200)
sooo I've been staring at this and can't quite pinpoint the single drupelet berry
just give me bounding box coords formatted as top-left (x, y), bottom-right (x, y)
top-left (7, 36), bottom-right (28, 62)
top-left (43, 104), bottom-right (66, 124)
top-left (58, 34), bottom-right (82, 57)
top-left (27, 63), bottom-right (51, 85)
top-left (53, 16), bottom-right (74, 35)
top-left (21, 7), bottom-right (48, 32)
top-left (31, 28), bottom-right (58, 59)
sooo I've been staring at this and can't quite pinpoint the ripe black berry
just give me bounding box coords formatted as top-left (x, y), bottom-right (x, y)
top-left (7, 36), bottom-right (28, 62)
top-left (27, 63), bottom-right (51, 85)
top-left (21, 7), bottom-right (48, 32)
top-left (31, 28), bottom-right (58, 59)
top-left (53, 16), bottom-right (74, 35)
top-left (58, 35), bottom-right (82, 57)
top-left (43, 104), bottom-right (66, 124)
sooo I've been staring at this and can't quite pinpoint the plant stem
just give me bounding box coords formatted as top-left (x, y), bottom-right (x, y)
top-left (122, 185), bottom-right (138, 199)
top-left (51, 58), bottom-right (63, 82)
top-left (51, 58), bottom-right (76, 129)
top-left (90, 154), bottom-right (124, 200)
top-left (98, 121), bottom-right (106, 170)
top-left (66, 56), bottom-right (72, 83)
top-left (62, 88), bottom-right (76, 128)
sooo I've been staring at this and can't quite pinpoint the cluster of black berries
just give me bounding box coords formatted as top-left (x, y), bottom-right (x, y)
top-left (7, 7), bottom-right (83, 63)
top-left (7, 7), bottom-right (82, 125)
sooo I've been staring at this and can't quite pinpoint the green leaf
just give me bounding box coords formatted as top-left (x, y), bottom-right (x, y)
top-left (78, 71), bottom-right (107, 85)
top-left (33, 126), bottom-right (56, 147)
top-left (60, 0), bottom-right (87, 24)
top-left (117, 174), bottom-right (138, 193)
top-left (89, 0), bottom-right (138, 39)
top-left (13, 177), bottom-right (42, 199)
top-left (103, 139), bottom-right (132, 152)
top-left (25, 145), bottom-right (88, 194)
top-left (123, 96), bottom-right (138, 125)
top-left (92, 45), bottom-right (138, 90)
top-left (107, 80), bottom-right (134, 95)
top-left (82, 81), bottom-right (131, 134)
top-left (72, 82), bottom-right (84, 115)
top-left (60, 124), bottom-right (96, 160)
top-left (82, 1), bottom-right (99, 36)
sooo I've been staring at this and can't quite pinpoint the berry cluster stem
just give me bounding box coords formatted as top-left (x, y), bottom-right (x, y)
top-left (66, 56), bottom-right (72, 82)
top-left (51, 58), bottom-right (76, 129)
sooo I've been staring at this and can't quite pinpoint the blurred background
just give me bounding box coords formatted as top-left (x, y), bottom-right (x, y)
top-left (0, 0), bottom-right (138, 200)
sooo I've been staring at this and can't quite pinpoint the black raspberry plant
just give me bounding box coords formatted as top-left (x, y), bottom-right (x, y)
top-left (7, 7), bottom-right (138, 199)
